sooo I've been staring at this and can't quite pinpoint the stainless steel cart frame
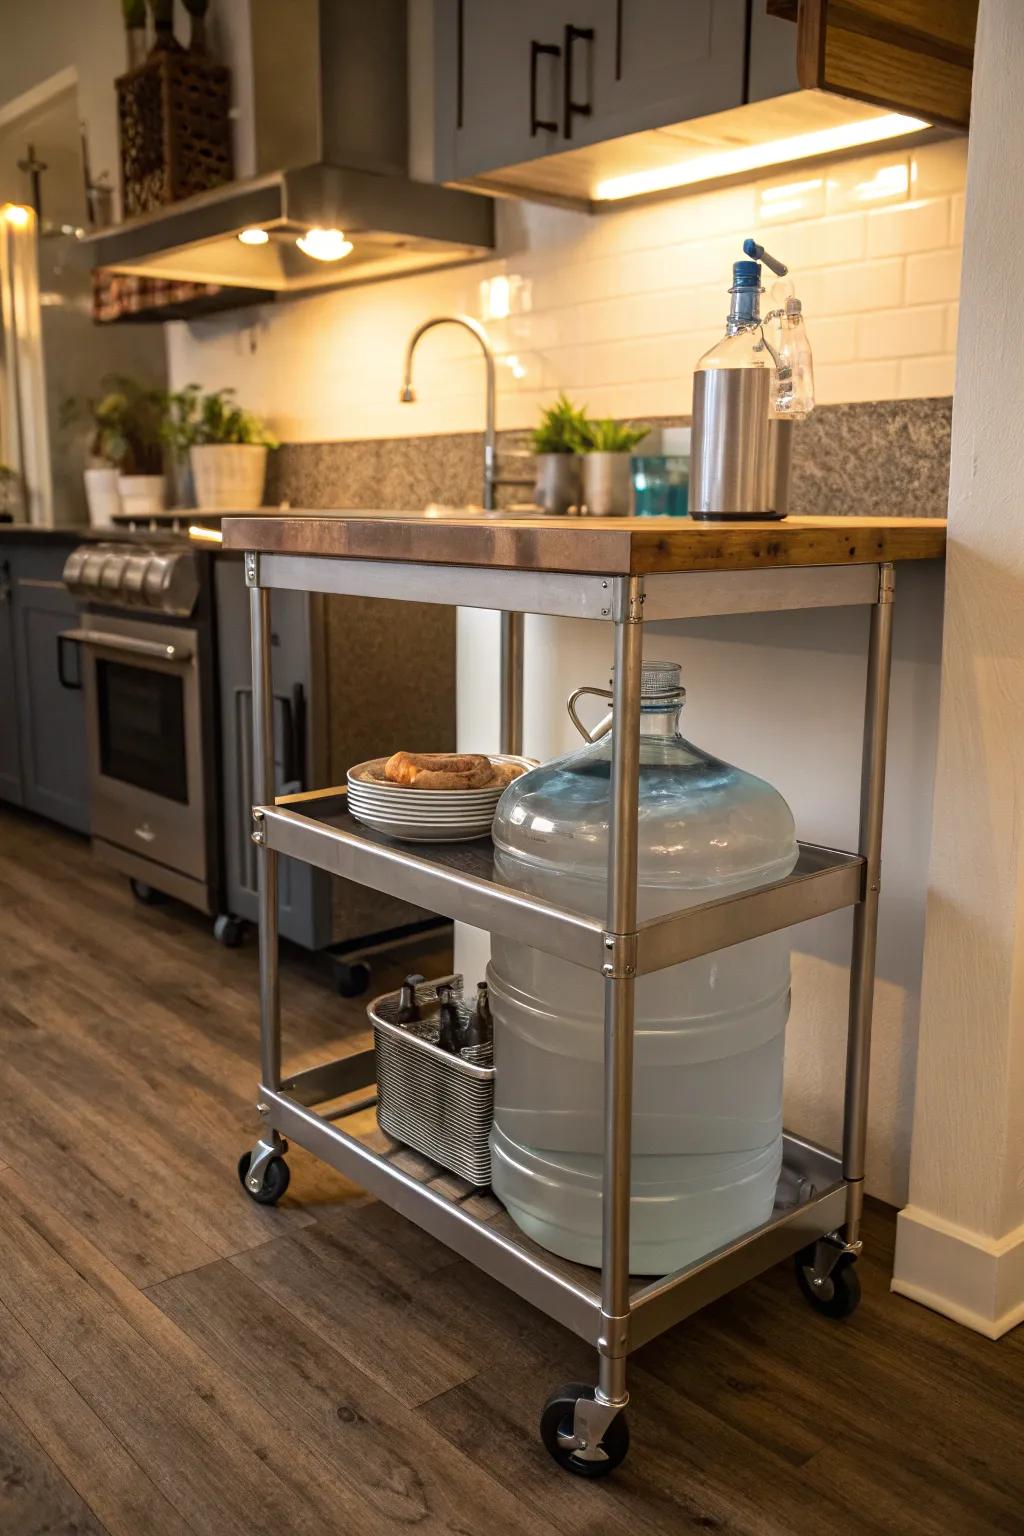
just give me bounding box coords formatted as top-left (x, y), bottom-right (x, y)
top-left (240, 549), bottom-right (894, 1469)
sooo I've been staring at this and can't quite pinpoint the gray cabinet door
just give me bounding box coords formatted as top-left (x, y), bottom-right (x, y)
top-left (591, 0), bottom-right (746, 143)
top-left (437, 0), bottom-right (746, 182)
top-left (12, 557), bottom-right (89, 833)
top-left (441, 0), bottom-right (595, 180)
top-left (0, 558), bottom-right (24, 806)
top-left (215, 556), bottom-right (330, 948)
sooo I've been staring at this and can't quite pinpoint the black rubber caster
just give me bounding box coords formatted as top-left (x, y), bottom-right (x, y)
top-left (795, 1245), bottom-right (862, 1318)
top-left (213, 913), bottom-right (245, 948)
top-left (335, 959), bottom-right (371, 998)
top-left (237, 1150), bottom-right (291, 1205)
top-left (540, 1384), bottom-right (629, 1478)
top-left (130, 878), bottom-right (166, 905)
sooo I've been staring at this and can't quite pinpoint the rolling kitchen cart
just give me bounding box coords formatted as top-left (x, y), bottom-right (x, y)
top-left (230, 511), bottom-right (945, 1476)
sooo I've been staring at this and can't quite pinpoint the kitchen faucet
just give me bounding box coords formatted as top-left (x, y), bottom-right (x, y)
top-left (400, 314), bottom-right (529, 754)
top-left (400, 314), bottom-right (533, 511)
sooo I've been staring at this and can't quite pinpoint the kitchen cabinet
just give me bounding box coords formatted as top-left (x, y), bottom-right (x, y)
top-left (0, 538), bottom-right (89, 834)
top-left (436, 0), bottom-right (746, 183)
top-left (422, 0), bottom-right (977, 208)
top-left (0, 559), bottom-right (24, 806)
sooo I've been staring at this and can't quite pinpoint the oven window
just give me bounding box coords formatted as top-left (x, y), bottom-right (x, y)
top-left (96, 659), bottom-right (189, 803)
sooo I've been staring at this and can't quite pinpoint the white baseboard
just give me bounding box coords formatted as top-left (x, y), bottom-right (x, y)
top-left (892, 1204), bottom-right (1024, 1339)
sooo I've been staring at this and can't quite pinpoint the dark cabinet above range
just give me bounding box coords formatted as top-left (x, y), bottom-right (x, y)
top-left (415, 0), bottom-right (978, 210)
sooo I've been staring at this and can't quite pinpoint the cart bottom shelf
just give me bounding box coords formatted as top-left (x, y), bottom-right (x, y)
top-left (257, 1050), bottom-right (848, 1350)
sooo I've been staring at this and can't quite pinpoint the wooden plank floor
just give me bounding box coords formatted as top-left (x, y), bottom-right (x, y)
top-left (0, 805), bottom-right (1021, 1536)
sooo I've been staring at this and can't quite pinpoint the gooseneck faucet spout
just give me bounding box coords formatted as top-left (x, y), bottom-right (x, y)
top-left (400, 314), bottom-right (497, 510)
top-left (399, 313), bottom-right (523, 755)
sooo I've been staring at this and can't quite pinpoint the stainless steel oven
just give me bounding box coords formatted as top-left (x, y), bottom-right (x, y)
top-left (62, 540), bottom-right (222, 918)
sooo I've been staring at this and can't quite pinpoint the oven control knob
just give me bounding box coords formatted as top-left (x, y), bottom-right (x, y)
top-left (61, 545), bottom-right (91, 594)
top-left (144, 550), bottom-right (199, 616)
top-left (122, 553), bottom-right (151, 604)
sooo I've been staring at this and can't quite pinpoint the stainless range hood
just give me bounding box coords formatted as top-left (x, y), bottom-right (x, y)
top-left (83, 0), bottom-right (494, 299)
top-left (83, 162), bottom-right (493, 294)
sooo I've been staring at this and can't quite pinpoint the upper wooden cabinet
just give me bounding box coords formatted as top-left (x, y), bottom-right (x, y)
top-left (417, 0), bottom-right (978, 210)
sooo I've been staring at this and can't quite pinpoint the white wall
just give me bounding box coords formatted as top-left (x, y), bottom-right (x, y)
top-left (0, 0), bottom-right (123, 196)
top-left (167, 137), bottom-right (965, 437)
top-left (892, 0), bottom-right (1024, 1338)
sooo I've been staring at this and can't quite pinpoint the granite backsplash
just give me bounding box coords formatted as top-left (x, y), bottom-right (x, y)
top-left (265, 397), bottom-right (952, 519)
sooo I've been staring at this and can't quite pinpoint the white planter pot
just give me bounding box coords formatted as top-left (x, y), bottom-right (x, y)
top-left (191, 444), bottom-right (268, 512)
top-left (581, 452), bottom-right (633, 516)
top-left (117, 474), bottom-right (166, 518)
top-left (84, 467), bottom-right (122, 527)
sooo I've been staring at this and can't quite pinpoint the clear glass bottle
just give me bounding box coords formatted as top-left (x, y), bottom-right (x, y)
top-left (489, 661), bottom-right (798, 1275)
top-left (696, 259), bottom-right (773, 374)
top-left (775, 296), bottom-right (815, 417)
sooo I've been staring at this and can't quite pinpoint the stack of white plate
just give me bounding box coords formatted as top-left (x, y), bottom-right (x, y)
top-left (346, 755), bottom-right (533, 843)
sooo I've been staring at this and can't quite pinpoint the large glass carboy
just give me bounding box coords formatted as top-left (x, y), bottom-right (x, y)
top-left (489, 661), bottom-right (798, 1274)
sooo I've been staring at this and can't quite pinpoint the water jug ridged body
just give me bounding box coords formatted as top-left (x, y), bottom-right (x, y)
top-left (489, 661), bottom-right (798, 1274)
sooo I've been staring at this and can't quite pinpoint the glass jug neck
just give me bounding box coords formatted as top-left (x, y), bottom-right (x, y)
top-left (638, 699), bottom-right (683, 738)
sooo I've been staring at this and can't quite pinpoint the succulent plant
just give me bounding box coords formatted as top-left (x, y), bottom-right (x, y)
top-left (530, 393), bottom-right (589, 455)
top-left (577, 417), bottom-right (651, 453)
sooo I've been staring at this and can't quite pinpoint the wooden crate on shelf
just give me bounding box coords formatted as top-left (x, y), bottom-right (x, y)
top-left (116, 48), bottom-right (233, 216)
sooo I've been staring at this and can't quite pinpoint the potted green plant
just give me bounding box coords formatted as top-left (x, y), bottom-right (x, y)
top-left (578, 418), bottom-right (650, 516)
top-left (63, 376), bottom-right (167, 524)
top-left (530, 394), bottom-right (588, 515)
top-left (167, 386), bottom-right (277, 511)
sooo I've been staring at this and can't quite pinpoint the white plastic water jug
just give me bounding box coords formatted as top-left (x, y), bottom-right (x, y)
top-left (489, 661), bottom-right (798, 1275)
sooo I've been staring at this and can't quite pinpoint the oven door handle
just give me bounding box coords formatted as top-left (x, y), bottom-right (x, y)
top-left (60, 627), bottom-right (194, 663)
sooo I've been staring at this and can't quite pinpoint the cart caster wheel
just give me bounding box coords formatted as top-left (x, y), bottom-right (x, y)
top-left (335, 959), bottom-right (371, 998)
top-left (129, 878), bottom-right (166, 905)
top-left (213, 914), bottom-right (244, 948)
top-left (540, 1384), bottom-right (629, 1478)
top-left (795, 1246), bottom-right (862, 1318)
top-left (237, 1150), bottom-right (290, 1205)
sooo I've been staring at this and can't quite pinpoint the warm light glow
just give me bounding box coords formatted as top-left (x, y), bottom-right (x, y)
top-left (188, 525), bottom-right (223, 544)
top-left (2, 203), bottom-right (32, 228)
top-left (296, 227), bottom-right (353, 262)
top-left (853, 163), bottom-right (910, 201)
top-left (761, 178), bottom-right (823, 203)
top-left (593, 113), bottom-right (929, 202)
top-left (237, 227), bottom-right (269, 246)
top-left (481, 274), bottom-right (511, 320)
top-left (500, 353), bottom-right (528, 380)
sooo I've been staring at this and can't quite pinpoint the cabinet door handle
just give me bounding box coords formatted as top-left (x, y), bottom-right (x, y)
top-left (530, 39), bottom-right (561, 135)
top-left (57, 633), bottom-right (83, 690)
top-left (562, 23), bottom-right (594, 138)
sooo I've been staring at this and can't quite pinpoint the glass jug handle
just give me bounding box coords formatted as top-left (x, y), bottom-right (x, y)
top-left (567, 686), bottom-right (613, 743)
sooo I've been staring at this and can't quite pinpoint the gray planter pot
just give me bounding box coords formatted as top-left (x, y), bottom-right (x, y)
top-left (581, 452), bottom-right (633, 516)
top-left (533, 453), bottom-right (581, 515)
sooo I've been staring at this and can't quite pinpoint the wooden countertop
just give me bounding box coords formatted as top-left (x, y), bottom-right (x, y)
top-left (222, 510), bottom-right (946, 575)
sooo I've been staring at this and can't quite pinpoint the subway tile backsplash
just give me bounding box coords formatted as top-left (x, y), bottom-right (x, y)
top-left (168, 139), bottom-right (966, 444)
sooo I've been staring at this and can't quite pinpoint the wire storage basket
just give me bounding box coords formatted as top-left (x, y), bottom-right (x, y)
top-left (368, 975), bottom-right (494, 1186)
